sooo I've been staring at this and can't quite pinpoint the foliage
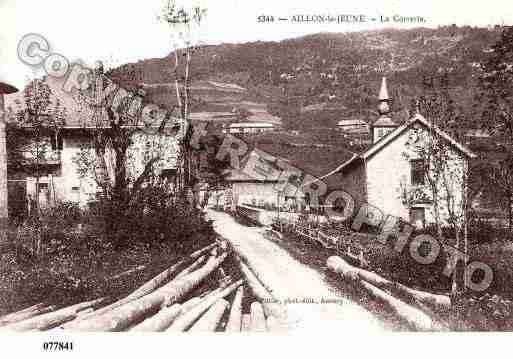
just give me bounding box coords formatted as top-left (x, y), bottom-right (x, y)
top-left (10, 80), bottom-right (66, 212)
top-left (90, 181), bottom-right (215, 249)
top-left (121, 26), bottom-right (499, 133)
top-left (475, 26), bottom-right (513, 232)
top-left (15, 202), bottom-right (84, 261)
top-left (5, 123), bottom-right (30, 173)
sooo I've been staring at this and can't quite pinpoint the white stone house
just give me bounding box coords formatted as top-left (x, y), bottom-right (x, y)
top-left (224, 149), bottom-right (305, 210)
top-left (337, 119), bottom-right (369, 134)
top-left (6, 126), bottom-right (178, 213)
top-left (327, 78), bottom-right (476, 228)
top-left (222, 122), bottom-right (277, 135)
top-left (4, 75), bottom-right (180, 214)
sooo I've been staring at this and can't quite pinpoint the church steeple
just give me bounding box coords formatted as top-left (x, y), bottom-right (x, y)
top-left (378, 77), bottom-right (390, 115)
top-left (372, 77), bottom-right (397, 143)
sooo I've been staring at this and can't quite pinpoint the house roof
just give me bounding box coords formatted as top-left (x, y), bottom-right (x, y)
top-left (337, 119), bottom-right (368, 127)
top-left (226, 122), bottom-right (275, 128)
top-left (5, 67), bottom-right (182, 131)
top-left (301, 102), bottom-right (347, 113)
top-left (373, 116), bottom-right (396, 127)
top-left (223, 136), bottom-right (355, 185)
top-left (334, 113), bottom-right (477, 174)
top-left (0, 82), bottom-right (18, 94)
top-left (189, 112), bottom-right (237, 122)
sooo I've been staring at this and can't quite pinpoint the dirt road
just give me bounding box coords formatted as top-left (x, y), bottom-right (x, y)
top-left (206, 209), bottom-right (389, 332)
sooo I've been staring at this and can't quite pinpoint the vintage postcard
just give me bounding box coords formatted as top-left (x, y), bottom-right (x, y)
top-left (0, 0), bottom-right (512, 356)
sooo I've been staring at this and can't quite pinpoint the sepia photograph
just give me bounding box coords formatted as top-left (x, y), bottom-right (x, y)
top-left (1, 0), bottom-right (513, 356)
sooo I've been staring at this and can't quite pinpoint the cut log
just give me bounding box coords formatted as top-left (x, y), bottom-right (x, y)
top-left (326, 256), bottom-right (359, 280)
top-left (358, 280), bottom-right (437, 331)
top-left (0, 303), bottom-right (45, 320)
top-left (177, 285), bottom-right (226, 316)
top-left (130, 304), bottom-right (183, 332)
top-left (181, 297), bottom-right (201, 312)
top-left (0, 304), bottom-right (56, 327)
top-left (2, 309), bottom-right (76, 332)
top-left (199, 289), bottom-right (214, 299)
top-left (66, 253), bottom-right (228, 331)
top-left (225, 286), bottom-right (244, 332)
top-left (2, 298), bottom-right (106, 331)
top-left (166, 280), bottom-right (242, 332)
top-left (249, 302), bottom-right (267, 332)
top-left (174, 255), bottom-right (207, 280)
top-left (188, 299), bottom-right (229, 332)
top-left (326, 256), bottom-right (451, 312)
top-left (190, 242), bottom-right (219, 258)
top-left (238, 262), bottom-right (287, 320)
top-left (66, 254), bottom-right (221, 328)
top-left (162, 253), bottom-right (228, 307)
top-left (233, 253), bottom-right (277, 298)
top-left (70, 297), bottom-right (109, 312)
top-left (128, 242), bottom-right (218, 300)
top-left (125, 261), bottom-right (190, 300)
top-left (77, 308), bottom-right (94, 317)
top-left (241, 314), bottom-right (251, 332)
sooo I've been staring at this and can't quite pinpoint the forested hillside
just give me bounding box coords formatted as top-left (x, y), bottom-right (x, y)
top-left (113, 26), bottom-right (500, 131)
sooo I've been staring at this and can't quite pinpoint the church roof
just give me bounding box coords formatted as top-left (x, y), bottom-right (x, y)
top-left (378, 77), bottom-right (389, 101)
top-left (333, 113), bottom-right (476, 175)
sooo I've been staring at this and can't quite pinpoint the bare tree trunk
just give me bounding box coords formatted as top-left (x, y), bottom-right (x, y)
top-left (451, 229), bottom-right (463, 298)
top-left (0, 94), bottom-right (8, 243)
top-left (35, 140), bottom-right (40, 216)
top-left (508, 193), bottom-right (512, 234)
top-left (433, 194), bottom-right (443, 239)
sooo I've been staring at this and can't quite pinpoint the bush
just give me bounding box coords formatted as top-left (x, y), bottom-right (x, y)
top-left (13, 201), bottom-right (85, 262)
top-left (89, 185), bottom-right (215, 251)
top-left (468, 218), bottom-right (508, 244)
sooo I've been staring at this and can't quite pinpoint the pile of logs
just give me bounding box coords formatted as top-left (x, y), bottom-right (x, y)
top-left (327, 256), bottom-right (451, 331)
top-left (0, 241), bottom-right (286, 332)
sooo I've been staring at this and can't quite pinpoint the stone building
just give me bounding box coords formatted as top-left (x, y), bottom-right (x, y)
top-left (4, 74), bottom-right (179, 214)
top-left (324, 77), bottom-right (476, 227)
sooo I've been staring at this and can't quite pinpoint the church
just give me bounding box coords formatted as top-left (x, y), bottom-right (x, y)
top-left (325, 78), bottom-right (476, 228)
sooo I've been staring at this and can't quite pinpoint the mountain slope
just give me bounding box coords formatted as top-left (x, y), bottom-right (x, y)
top-left (113, 26), bottom-right (500, 132)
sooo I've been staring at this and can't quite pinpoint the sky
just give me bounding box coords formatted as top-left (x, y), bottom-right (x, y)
top-left (1, 0), bottom-right (513, 88)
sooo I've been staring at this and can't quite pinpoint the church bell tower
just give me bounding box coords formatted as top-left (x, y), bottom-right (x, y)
top-left (372, 77), bottom-right (397, 143)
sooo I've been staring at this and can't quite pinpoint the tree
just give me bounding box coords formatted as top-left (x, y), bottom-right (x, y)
top-left (403, 73), bottom-right (475, 297)
top-left (72, 63), bottom-right (180, 240)
top-left (475, 25), bottom-right (513, 233)
top-left (13, 79), bottom-right (64, 213)
top-left (159, 0), bottom-right (207, 193)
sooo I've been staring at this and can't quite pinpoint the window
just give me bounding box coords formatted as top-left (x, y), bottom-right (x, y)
top-left (37, 183), bottom-right (48, 191)
top-left (50, 134), bottom-right (63, 151)
top-left (71, 186), bottom-right (80, 203)
top-left (410, 207), bottom-right (425, 228)
top-left (410, 159), bottom-right (425, 185)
